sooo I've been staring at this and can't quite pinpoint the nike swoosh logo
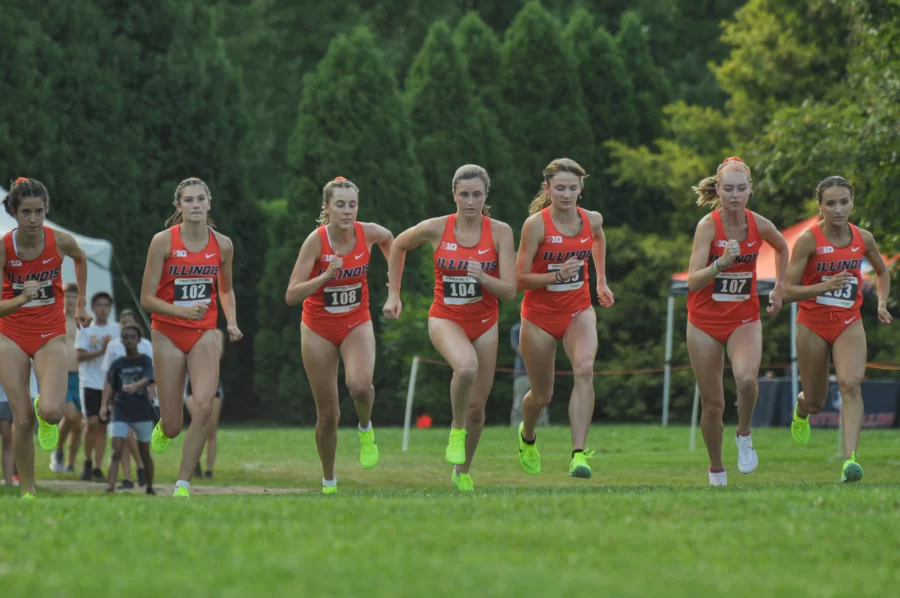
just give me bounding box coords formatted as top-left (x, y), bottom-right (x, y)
top-left (851, 247), bottom-right (860, 252)
top-left (481, 318), bottom-right (492, 323)
top-left (43, 258), bottom-right (54, 264)
top-left (742, 318), bottom-right (753, 323)
top-left (747, 241), bottom-right (757, 247)
top-left (478, 249), bottom-right (490, 255)
top-left (354, 253), bottom-right (365, 260)
top-left (41, 333), bottom-right (54, 338)
top-left (571, 310), bottom-right (583, 318)
top-left (580, 238), bottom-right (590, 243)
top-left (844, 317), bottom-right (856, 325)
top-left (205, 253), bottom-right (217, 259)
top-left (348, 321), bottom-right (361, 329)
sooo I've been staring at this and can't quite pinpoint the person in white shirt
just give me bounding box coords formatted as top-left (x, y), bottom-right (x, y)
top-left (77, 292), bottom-right (119, 482)
top-left (100, 309), bottom-right (153, 488)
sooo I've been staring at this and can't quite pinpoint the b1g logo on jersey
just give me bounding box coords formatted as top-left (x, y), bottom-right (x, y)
top-left (7, 260), bottom-right (22, 267)
top-left (440, 242), bottom-right (458, 251)
top-left (816, 246), bottom-right (835, 256)
top-left (321, 254), bottom-right (335, 262)
top-left (170, 250), bottom-right (188, 258)
top-left (545, 235), bottom-right (563, 244)
top-left (714, 240), bottom-right (728, 248)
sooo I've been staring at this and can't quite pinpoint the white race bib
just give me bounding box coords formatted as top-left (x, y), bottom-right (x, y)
top-left (712, 271), bottom-right (752, 302)
top-left (324, 283), bottom-right (363, 313)
top-left (817, 276), bottom-right (858, 309)
top-left (442, 276), bottom-right (482, 305)
top-left (173, 278), bottom-right (213, 307)
top-left (13, 280), bottom-right (55, 308)
top-left (547, 261), bottom-right (584, 292)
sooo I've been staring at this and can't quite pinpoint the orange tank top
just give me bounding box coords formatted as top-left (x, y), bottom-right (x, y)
top-left (799, 223), bottom-right (864, 316)
top-left (687, 209), bottom-right (761, 322)
top-left (428, 215), bottom-right (499, 321)
top-left (152, 225), bottom-right (221, 330)
top-left (522, 207), bottom-right (592, 314)
top-left (0, 227), bottom-right (65, 335)
top-left (303, 222), bottom-right (370, 318)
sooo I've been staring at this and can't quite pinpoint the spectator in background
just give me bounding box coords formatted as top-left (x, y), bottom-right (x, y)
top-left (77, 292), bottom-right (119, 482)
top-left (101, 309), bottom-right (153, 488)
top-left (510, 320), bottom-right (548, 428)
top-left (51, 283), bottom-right (84, 474)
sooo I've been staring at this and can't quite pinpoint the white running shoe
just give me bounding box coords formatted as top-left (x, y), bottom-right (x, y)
top-left (709, 470), bottom-right (727, 487)
top-left (50, 451), bottom-right (64, 474)
top-left (735, 433), bottom-right (758, 474)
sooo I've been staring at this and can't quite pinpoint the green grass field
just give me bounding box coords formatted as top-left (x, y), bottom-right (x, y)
top-left (2, 425), bottom-right (900, 596)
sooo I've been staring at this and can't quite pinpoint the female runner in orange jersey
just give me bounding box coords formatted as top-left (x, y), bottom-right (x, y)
top-left (784, 176), bottom-right (892, 482)
top-left (0, 177), bottom-right (91, 498)
top-left (514, 158), bottom-right (614, 480)
top-left (384, 165), bottom-right (516, 492)
top-left (140, 177), bottom-right (242, 498)
top-left (686, 157), bottom-right (788, 487)
top-left (286, 177), bottom-right (394, 495)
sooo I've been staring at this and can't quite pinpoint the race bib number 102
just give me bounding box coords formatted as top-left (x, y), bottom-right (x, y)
top-left (174, 278), bottom-right (213, 307)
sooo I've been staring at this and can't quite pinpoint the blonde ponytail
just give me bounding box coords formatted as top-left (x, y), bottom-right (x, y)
top-left (692, 157), bottom-right (752, 211)
top-left (318, 176), bottom-right (360, 225)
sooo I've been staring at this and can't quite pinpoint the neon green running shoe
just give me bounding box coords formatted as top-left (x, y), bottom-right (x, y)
top-left (841, 452), bottom-right (863, 483)
top-left (451, 469), bottom-right (475, 493)
top-left (517, 422), bottom-right (540, 475)
top-left (359, 428), bottom-right (379, 469)
top-left (791, 402), bottom-right (810, 445)
top-left (21, 493), bottom-right (35, 500)
top-left (33, 396), bottom-right (59, 452)
top-left (173, 487), bottom-right (190, 498)
top-left (322, 485), bottom-right (338, 495)
top-left (445, 428), bottom-right (467, 465)
top-left (151, 421), bottom-right (170, 454)
top-left (569, 450), bottom-right (595, 478)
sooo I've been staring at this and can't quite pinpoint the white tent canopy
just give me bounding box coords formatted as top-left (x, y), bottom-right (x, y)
top-left (0, 185), bottom-right (115, 318)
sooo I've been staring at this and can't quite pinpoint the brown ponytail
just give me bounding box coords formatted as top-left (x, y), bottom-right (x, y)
top-left (167, 177), bottom-right (216, 228)
top-left (4, 177), bottom-right (49, 216)
top-left (528, 158), bottom-right (587, 215)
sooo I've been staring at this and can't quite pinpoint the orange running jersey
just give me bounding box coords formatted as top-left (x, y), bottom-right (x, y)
top-left (0, 227), bottom-right (65, 335)
top-left (303, 222), bottom-right (371, 318)
top-left (521, 207), bottom-right (592, 315)
top-left (428, 215), bottom-right (499, 321)
top-left (152, 225), bottom-right (221, 330)
top-left (687, 209), bottom-right (761, 322)
top-left (799, 223), bottom-right (864, 316)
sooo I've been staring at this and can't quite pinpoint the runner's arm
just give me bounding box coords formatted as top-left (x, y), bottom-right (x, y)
top-left (386, 218), bottom-right (445, 295)
top-left (783, 231), bottom-right (828, 302)
top-left (140, 232), bottom-right (191, 319)
top-left (687, 218), bottom-right (719, 292)
top-left (476, 220), bottom-right (516, 301)
top-left (217, 235), bottom-right (238, 328)
top-left (362, 222), bottom-right (394, 263)
top-left (285, 230), bottom-right (331, 306)
top-left (516, 214), bottom-right (555, 290)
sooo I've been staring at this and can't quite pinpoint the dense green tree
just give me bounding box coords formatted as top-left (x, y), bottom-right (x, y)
top-left (500, 1), bottom-right (594, 202)
top-left (615, 11), bottom-right (672, 146)
top-left (255, 26), bottom-right (427, 423)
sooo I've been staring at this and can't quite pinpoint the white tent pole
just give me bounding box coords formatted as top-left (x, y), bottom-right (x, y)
top-left (689, 383), bottom-right (700, 451)
top-left (401, 357), bottom-right (420, 453)
top-left (662, 295), bottom-right (675, 426)
top-left (790, 302), bottom-right (799, 409)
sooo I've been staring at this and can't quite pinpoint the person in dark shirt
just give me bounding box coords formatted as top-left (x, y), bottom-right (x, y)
top-left (100, 325), bottom-right (156, 495)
